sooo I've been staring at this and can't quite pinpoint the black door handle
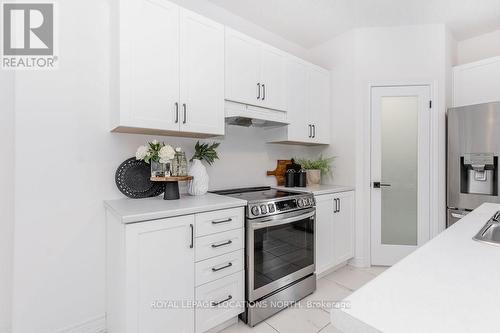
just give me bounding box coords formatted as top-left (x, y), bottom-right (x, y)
top-left (373, 182), bottom-right (391, 188)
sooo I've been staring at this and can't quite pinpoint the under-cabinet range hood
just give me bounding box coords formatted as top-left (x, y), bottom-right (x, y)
top-left (224, 101), bottom-right (289, 128)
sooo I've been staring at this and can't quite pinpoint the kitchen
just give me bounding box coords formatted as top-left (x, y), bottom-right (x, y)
top-left (2, 1), bottom-right (500, 333)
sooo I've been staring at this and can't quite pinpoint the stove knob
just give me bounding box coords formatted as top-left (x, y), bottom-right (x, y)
top-left (268, 204), bottom-right (275, 213)
top-left (251, 206), bottom-right (260, 216)
top-left (297, 198), bottom-right (305, 208)
top-left (260, 205), bottom-right (268, 214)
top-left (309, 197), bottom-right (315, 205)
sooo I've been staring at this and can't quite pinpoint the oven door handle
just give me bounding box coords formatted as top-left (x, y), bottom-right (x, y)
top-left (251, 210), bottom-right (315, 230)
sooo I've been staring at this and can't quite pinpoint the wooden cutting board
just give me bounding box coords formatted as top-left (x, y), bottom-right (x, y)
top-left (266, 160), bottom-right (292, 186)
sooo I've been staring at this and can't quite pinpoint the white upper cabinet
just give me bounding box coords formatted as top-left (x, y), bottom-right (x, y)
top-left (179, 8), bottom-right (225, 135)
top-left (225, 29), bottom-right (261, 107)
top-left (113, 0), bottom-right (225, 137)
top-left (307, 66), bottom-right (331, 144)
top-left (225, 28), bottom-right (287, 112)
top-left (453, 56), bottom-right (500, 107)
top-left (266, 60), bottom-right (331, 145)
top-left (260, 47), bottom-right (287, 111)
top-left (118, 0), bottom-right (180, 132)
top-left (284, 57), bottom-right (309, 142)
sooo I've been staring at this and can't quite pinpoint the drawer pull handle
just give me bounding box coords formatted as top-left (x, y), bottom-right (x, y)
top-left (211, 295), bottom-right (232, 307)
top-left (212, 218), bottom-right (233, 225)
top-left (212, 262), bottom-right (233, 272)
top-left (211, 240), bottom-right (232, 248)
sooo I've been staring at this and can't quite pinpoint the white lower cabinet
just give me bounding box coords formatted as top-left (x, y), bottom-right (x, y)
top-left (315, 191), bottom-right (355, 276)
top-left (106, 207), bottom-right (245, 333)
top-left (195, 271), bottom-right (245, 333)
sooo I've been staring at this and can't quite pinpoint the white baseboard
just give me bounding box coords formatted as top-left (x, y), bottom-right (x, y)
top-left (205, 317), bottom-right (238, 333)
top-left (348, 256), bottom-right (370, 268)
top-left (56, 315), bottom-right (106, 333)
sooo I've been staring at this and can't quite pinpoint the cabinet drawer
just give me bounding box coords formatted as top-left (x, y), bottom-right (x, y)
top-left (195, 250), bottom-right (244, 286)
top-left (195, 207), bottom-right (244, 237)
top-left (196, 228), bottom-right (243, 262)
top-left (195, 271), bottom-right (244, 333)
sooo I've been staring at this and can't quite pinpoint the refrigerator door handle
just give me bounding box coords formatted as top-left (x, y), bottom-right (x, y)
top-left (451, 213), bottom-right (467, 219)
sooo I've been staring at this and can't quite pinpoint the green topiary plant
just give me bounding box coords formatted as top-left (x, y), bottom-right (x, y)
top-left (295, 155), bottom-right (334, 176)
top-left (190, 141), bottom-right (220, 165)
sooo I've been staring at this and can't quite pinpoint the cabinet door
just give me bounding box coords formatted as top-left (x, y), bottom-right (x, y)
top-left (180, 9), bottom-right (225, 135)
top-left (333, 191), bottom-right (355, 266)
top-left (260, 46), bottom-right (287, 111)
top-left (285, 57), bottom-right (311, 142)
top-left (225, 29), bottom-right (262, 106)
top-left (315, 194), bottom-right (335, 275)
top-left (307, 66), bottom-right (330, 144)
top-left (126, 215), bottom-right (195, 333)
top-left (120, 0), bottom-right (180, 131)
top-left (453, 57), bottom-right (500, 107)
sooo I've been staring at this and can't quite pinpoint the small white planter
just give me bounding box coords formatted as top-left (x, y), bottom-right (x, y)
top-left (306, 169), bottom-right (321, 185)
top-left (188, 159), bottom-right (209, 196)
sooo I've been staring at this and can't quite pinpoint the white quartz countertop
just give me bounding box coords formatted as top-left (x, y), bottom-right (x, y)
top-left (274, 184), bottom-right (354, 196)
top-left (332, 203), bottom-right (500, 333)
top-left (104, 193), bottom-right (247, 224)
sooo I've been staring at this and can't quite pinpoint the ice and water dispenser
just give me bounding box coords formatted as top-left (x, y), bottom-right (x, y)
top-left (460, 153), bottom-right (498, 196)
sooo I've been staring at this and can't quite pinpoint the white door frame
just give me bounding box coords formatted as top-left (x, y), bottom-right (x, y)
top-left (360, 81), bottom-right (439, 267)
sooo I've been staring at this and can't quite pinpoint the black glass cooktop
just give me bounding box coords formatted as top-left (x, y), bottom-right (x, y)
top-left (211, 186), bottom-right (299, 202)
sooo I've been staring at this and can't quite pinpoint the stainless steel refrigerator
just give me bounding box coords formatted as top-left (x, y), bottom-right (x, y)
top-left (447, 101), bottom-right (500, 227)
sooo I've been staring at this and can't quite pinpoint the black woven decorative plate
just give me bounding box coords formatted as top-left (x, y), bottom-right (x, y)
top-left (115, 158), bottom-right (164, 198)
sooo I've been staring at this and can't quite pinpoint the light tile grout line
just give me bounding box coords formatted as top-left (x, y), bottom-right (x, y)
top-left (317, 322), bottom-right (331, 333)
top-left (264, 320), bottom-right (280, 332)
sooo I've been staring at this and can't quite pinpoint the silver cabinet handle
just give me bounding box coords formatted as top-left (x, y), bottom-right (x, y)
top-left (211, 240), bottom-right (232, 248)
top-left (182, 103), bottom-right (187, 124)
top-left (451, 213), bottom-right (466, 219)
top-left (211, 295), bottom-right (232, 307)
top-left (308, 124), bottom-right (312, 138)
top-left (189, 224), bottom-right (194, 248)
top-left (338, 198), bottom-right (341, 212)
top-left (212, 218), bottom-right (232, 225)
top-left (257, 83), bottom-right (261, 99)
top-left (334, 198), bottom-right (337, 213)
top-left (211, 262), bottom-right (233, 272)
top-left (262, 84), bottom-right (266, 100)
top-left (312, 125), bottom-right (316, 138)
top-left (175, 102), bottom-right (179, 123)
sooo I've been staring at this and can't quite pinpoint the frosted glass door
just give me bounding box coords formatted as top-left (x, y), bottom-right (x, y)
top-left (371, 86), bottom-right (430, 266)
top-left (381, 96), bottom-right (418, 246)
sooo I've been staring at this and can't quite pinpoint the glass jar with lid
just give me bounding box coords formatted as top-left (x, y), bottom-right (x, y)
top-left (171, 148), bottom-right (188, 176)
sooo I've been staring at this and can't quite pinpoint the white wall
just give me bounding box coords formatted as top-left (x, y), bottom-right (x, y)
top-left (309, 24), bottom-right (452, 266)
top-left (10, 1), bottom-right (318, 332)
top-left (457, 28), bottom-right (500, 65)
top-left (0, 72), bottom-right (14, 333)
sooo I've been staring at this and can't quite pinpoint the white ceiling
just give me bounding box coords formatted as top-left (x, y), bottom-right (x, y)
top-left (207, 0), bottom-right (500, 48)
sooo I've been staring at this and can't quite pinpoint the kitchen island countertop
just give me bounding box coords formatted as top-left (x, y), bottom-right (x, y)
top-left (332, 203), bottom-right (500, 333)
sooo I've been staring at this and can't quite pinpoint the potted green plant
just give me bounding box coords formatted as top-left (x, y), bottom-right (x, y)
top-left (295, 155), bottom-right (334, 185)
top-left (187, 141), bottom-right (220, 196)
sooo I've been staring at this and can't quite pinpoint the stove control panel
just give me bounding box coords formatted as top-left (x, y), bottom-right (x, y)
top-left (248, 195), bottom-right (315, 218)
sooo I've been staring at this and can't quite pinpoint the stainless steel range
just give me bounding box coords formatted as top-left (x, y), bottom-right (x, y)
top-left (212, 186), bottom-right (316, 326)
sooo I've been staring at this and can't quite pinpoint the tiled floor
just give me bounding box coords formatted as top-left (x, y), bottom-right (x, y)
top-left (221, 265), bottom-right (388, 333)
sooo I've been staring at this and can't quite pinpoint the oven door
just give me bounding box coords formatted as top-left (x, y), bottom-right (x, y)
top-left (247, 208), bottom-right (315, 302)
